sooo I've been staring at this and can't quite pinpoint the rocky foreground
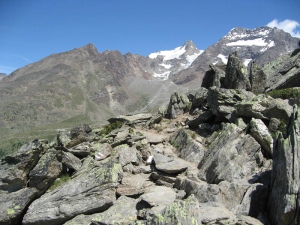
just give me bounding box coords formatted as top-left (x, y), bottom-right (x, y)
top-left (1, 50), bottom-right (300, 225)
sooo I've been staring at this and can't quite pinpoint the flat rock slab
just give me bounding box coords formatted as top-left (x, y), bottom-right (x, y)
top-left (200, 206), bottom-right (237, 224)
top-left (115, 144), bottom-right (137, 166)
top-left (140, 186), bottom-right (176, 207)
top-left (154, 153), bottom-right (189, 174)
top-left (142, 132), bottom-right (166, 144)
top-left (108, 114), bottom-right (153, 124)
top-left (91, 196), bottom-right (138, 225)
top-left (117, 173), bottom-right (149, 196)
top-left (22, 162), bottom-right (122, 225)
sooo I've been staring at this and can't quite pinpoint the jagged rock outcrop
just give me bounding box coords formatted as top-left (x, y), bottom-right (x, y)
top-left (267, 105), bottom-right (300, 225)
top-left (201, 64), bottom-right (226, 88)
top-left (223, 52), bottom-right (251, 90)
top-left (250, 61), bottom-right (267, 93)
top-left (166, 92), bottom-right (191, 119)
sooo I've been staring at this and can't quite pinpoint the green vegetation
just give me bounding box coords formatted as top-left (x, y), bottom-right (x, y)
top-left (267, 88), bottom-right (300, 99)
top-left (48, 173), bottom-right (71, 192)
top-left (0, 139), bottom-right (27, 159)
top-left (99, 121), bottom-right (124, 136)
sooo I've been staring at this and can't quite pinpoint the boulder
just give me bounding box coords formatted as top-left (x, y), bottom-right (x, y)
top-left (154, 153), bottom-right (189, 174)
top-left (224, 52), bottom-right (251, 90)
top-left (22, 161), bottom-right (123, 225)
top-left (203, 63), bottom-right (226, 89)
top-left (139, 185), bottom-right (176, 208)
top-left (62, 151), bottom-right (82, 171)
top-left (67, 142), bottom-right (92, 157)
top-left (108, 113), bottom-right (152, 125)
top-left (169, 129), bottom-right (206, 163)
top-left (0, 188), bottom-right (37, 225)
top-left (187, 110), bottom-right (214, 128)
top-left (207, 86), bottom-right (255, 122)
top-left (0, 140), bottom-right (45, 192)
top-left (117, 173), bottom-right (148, 196)
top-left (200, 205), bottom-right (237, 224)
top-left (28, 148), bottom-right (62, 193)
top-left (250, 118), bottom-right (273, 156)
top-left (235, 94), bottom-right (293, 124)
top-left (198, 123), bottom-right (264, 184)
top-left (249, 61), bottom-right (267, 94)
top-left (115, 144), bottom-right (138, 167)
top-left (91, 196), bottom-right (138, 225)
top-left (166, 92), bottom-right (191, 119)
top-left (148, 194), bottom-right (202, 225)
top-left (190, 87), bottom-right (209, 110)
top-left (70, 123), bottom-right (92, 139)
top-left (92, 143), bottom-right (112, 161)
top-left (267, 105), bottom-right (300, 225)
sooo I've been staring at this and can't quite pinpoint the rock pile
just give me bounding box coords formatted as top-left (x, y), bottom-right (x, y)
top-left (1, 50), bottom-right (300, 225)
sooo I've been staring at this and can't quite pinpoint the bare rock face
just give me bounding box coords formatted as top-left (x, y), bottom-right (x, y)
top-left (201, 64), bottom-right (226, 88)
top-left (267, 105), bottom-right (300, 225)
top-left (224, 52), bottom-right (251, 90)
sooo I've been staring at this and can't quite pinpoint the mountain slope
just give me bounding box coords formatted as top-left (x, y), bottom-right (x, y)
top-left (171, 27), bottom-right (299, 87)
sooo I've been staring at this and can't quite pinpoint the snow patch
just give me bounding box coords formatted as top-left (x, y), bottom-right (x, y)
top-left (260, 41), bottom-right (275, 52)
top-left (217, 54), bottom-right (228, 64)
top-left (153, 71), bottom-right (170, 80)
top-left (243, 59), bottom-right (252, 67)
top-left (183, 51), bottom-right (203, 68)
top-left (226, 38), bottom-right (268, 46)
top-left (159, 63), bottom-right (172, 69)
top-left (149, 46), bottom-right (186, 60)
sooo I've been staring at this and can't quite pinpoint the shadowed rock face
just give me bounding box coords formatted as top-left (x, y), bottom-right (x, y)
top-left (268, 105), bottom-right (300, 225)
top-left (224, 52), bottom-right (251, 90)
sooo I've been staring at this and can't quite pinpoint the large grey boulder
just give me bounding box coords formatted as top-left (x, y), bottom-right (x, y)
top-left (249, 118), bottom-right (273, 156)
top-left (207, 86), bottom-right (255, 122)
top-left (0, 188), bottom-right (37, 225)
top-left (249, 61), bottom-right (267, 94)
top-left (166, 92), bottom-right (191, 119)
top-left (169, 128), bottom-right (206, 163)
top-left (0, 140), bottom-right (45, 192)
top-left (201, 206), bottom-right (237, 224)
top-left (198, 123), bottom-right (264, 184)
top-left (267, 105), bottom-right (300, 225)
top-left (62, 151), bottom-right (82, 171)
top-left (108, 113), bottom-right (152, 125)
top-left (28, 148), bottom-right (62, 193)
top-left (189, 87), bottom-right (209, 110)
top-left (139, 185), bottom-right (176, 207)
top-left (91, 196), bottom-right (138, 225)
top-left (22, 161), bottom-right (123, 225)
top-left (154, 153), bottom-right (189, 174)
top-left (224, 52), bottom-right (251, 90)
top-left (235, 94), bottom-right (293, 124)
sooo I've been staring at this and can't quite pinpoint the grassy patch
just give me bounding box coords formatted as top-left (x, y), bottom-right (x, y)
top-left (99, 121), bottom-right (124, 136)
top-left (48, 173), bottom-right (71, 192)
top-left (267, 88), bottom-right (300, 99)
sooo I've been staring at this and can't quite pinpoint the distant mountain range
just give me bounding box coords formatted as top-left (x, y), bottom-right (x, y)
top-left (0, 26), bottom-right (299, 137)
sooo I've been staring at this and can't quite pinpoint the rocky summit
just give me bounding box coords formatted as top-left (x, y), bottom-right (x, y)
top-left (1, 48), bottom-right (300, 224)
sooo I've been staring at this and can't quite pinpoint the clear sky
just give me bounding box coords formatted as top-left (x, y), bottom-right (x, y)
top-left (1, 0), bottom-right (300, 75)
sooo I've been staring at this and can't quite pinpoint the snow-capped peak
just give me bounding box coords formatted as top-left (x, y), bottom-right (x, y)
top-left (148, 41), bottom-right (203, 80)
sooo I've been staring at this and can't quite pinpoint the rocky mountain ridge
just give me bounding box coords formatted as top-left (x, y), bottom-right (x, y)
top-left (1, 50), bottom-right (300, 224)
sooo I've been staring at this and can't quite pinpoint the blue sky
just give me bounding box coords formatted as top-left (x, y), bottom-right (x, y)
top-left (1, 0), bottom-right (300, 75)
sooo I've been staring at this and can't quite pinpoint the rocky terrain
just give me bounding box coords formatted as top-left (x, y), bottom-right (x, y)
top-left (1, 49), bottom-right (300, 224)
